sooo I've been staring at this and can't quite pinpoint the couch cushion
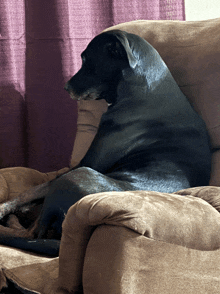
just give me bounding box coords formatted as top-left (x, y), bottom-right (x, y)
top-left (70, 99), bottom-right (108, 168)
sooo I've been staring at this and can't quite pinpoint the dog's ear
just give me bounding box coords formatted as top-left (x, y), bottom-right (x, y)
top-left (113, 34), bottom-right (137, 68)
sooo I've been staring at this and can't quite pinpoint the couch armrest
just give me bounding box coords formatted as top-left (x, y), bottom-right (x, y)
top-left (57, 190), bottom-right (220, 293)
top-left (83, 225), bottom-right (220, 294)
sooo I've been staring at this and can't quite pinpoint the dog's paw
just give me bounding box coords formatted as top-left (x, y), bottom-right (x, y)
top-left (0, 199), bottom-right (18, 220)
top-left (0, 203), bottom-right (11, 220)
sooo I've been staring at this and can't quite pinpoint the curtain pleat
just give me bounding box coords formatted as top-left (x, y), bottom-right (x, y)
top-left (25, 1), bottom-right (78, 171)
top-left (0, 1), bottom-right (26, 167)
top-left (0, 0), bottom-right (185, 172)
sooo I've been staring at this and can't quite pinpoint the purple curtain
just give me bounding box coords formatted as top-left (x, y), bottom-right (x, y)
top-left (0, 0), bottom-right (185, 172)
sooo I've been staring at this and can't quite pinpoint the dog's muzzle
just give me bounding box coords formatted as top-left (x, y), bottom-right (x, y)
top-left (64, 82), bottom-right (81, 101)
top-left (65, 82), bottom-right (100, 101)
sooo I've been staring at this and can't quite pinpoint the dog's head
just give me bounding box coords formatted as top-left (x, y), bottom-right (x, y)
top-left (64, 31), bottom-right (137, 104)
top-left (65, 30), bottom-right (168, 104)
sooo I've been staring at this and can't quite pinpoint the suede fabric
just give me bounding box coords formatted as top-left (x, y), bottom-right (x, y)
top-left (57, 190), bottom-right (220, 293)
top-left (70, 99), bottom-right (108, 168)
top-left (83, 226), bottom-right (220, 294)
top-left (1, 189), bottom-right (220, 293)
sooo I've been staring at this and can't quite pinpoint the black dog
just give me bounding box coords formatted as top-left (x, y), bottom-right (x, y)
top-left (0, 30), bottom-right (211, 256)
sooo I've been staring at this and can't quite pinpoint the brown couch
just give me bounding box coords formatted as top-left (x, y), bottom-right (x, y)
top-left (1, 18), bottom-right (220, 293)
